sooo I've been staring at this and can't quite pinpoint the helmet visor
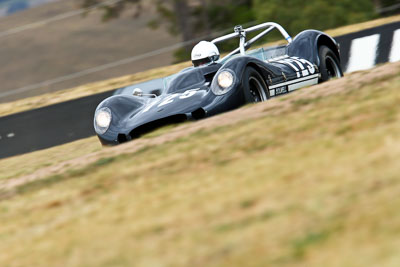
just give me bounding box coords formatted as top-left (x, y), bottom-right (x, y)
top-left (192, 55), bottom-right (219, 67)
top-left (192, 57), bottom-right (213, 67)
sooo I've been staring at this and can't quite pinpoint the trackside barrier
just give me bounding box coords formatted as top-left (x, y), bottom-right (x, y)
top-left (0, 21), bottom-right (399, 159)
top-left (334, 21), bottom-right (400, 72)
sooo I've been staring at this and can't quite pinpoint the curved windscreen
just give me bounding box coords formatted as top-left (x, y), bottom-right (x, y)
top-left (165, 69), bottom-right (205, 93)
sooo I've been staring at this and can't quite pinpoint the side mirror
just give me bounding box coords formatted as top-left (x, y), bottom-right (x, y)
top-left (132, 88), bottom-right (157, 98)
top-left (132, 88), bottom-right (143, 96)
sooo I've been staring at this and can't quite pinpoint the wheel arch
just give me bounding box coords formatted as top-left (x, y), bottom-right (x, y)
top-left (246, 62), bottom-right (264, 76)
top-left (244, 62), bottom-right (268, 84)
top-left (218, 57), bottom-right (271, 98)
top-left (316, 34), bottom-right (341, 66)
top-left (243, 63), bottom-right (269, 101)
top-left (288, 30), bottom-right (341, 67)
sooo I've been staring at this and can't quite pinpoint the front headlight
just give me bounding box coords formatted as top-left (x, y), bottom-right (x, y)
top-left (213, 69), bottom-right (235, 95)
top-left (94, 107), bottom-right (112, 134)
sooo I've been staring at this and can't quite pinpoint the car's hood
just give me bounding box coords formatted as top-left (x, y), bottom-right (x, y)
top-left (118, 87), bottom-right (212, 135)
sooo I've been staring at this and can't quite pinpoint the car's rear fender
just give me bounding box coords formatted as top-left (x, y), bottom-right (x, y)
top-left (287, 30), bottom-right (340, 66)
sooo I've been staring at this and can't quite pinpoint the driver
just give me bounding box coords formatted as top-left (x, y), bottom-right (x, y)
top-left (191, 41), bottom-right (220, 67)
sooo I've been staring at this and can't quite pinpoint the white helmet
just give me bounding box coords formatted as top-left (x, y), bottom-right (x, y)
top-left (191, 41), bottom-right (220, 67)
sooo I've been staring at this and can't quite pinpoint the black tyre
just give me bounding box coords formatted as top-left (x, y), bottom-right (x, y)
top-left (318, 45), bottom-right (343, 82)
top-left (243, 66), bottom-right (268, 103)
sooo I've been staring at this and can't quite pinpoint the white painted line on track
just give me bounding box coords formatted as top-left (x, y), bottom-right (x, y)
top-left (389, 29), bottom-right (400, 62)
top-left (346, 34), bottom-right (380, 72)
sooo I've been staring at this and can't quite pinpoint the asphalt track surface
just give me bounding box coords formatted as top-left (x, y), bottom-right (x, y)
top-left (1, 21), bottom-right (399, 159)
top-left (0, 91), bottom-right (112, 159)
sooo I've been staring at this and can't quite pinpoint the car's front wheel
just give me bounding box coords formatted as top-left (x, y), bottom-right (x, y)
top-left (243, 66), bottom-right (268, 103)
top-left (318, 45), bottom-right (343, 82)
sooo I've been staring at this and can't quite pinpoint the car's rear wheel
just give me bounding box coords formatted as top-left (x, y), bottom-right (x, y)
top-left (318, 45), bottom-right (343, 82)
top-left (243, 66), bottom-right (268, 103)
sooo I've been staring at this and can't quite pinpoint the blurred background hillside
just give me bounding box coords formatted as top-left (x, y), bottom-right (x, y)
top-left (0, 0), bottom-right (399, 103)
top-left (0, 0), bottom-right (59, 16)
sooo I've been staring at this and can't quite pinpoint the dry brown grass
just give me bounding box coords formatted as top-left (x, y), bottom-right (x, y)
top-left (0, 61), bottom-right (399, 267)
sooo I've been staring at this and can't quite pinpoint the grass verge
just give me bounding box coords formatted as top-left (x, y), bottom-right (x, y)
top-left (0, 62), bottom-right (399, 266)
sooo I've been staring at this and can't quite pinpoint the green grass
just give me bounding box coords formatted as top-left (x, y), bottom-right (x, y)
top-left (0, 62), bottom-right (399, 266)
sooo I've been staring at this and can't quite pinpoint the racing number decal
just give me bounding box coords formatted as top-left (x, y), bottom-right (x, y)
top-left (142, 88), bottom-right (200, 113)
top-left (159, 89), bottom-right (199, 106)
top-left (142, 100), bottom-right (160, 113)
top-left (158, 94), bottom-right (179, 107)
top-left (276, 57), bottom-right (315, 78)
top-left (179, 88), bottom-right (199, 99)
top-left (296, 58), bottom-right (316, 75)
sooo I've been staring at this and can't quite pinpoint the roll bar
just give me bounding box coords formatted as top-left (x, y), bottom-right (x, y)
top-left (211, 22), bottom-right (292, 60)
